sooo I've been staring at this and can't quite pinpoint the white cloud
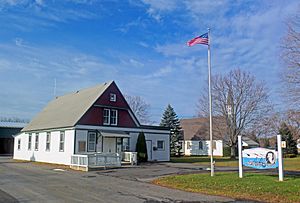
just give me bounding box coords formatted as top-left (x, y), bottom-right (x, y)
top-left (184, 0), bottom-right (228, 15)
top-left (138, 41), bottom-right (149, 48)
top-left (117, 17), bottom-right (146, 33)
top-left (129, 59), bottom-right (144, 67)
top-left (0, 58), bottom-right (11, 70)
top-left (35, 0), bottom-right (43, 6)
top-left (15, 37), bottom-right (24, 46)
top-left (0, 0), bottom-right (100, 30)
top-left (137, 0), bottom-right (181, 22)
top-left (0, 42), bottom-right (123, 118)
top-left (141, 0), bottom-right (179, 11)
top-left (155, 43), bottom-right (196, 57)
top-left (152, 66), bottom-right (172, 77)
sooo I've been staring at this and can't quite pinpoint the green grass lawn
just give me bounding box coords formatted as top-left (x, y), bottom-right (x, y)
top-left (154, 172), bottom-right (300, 203)
top-left (171, 156), bottom-right (300, 171)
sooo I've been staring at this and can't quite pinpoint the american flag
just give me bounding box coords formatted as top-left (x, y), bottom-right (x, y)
top-left (187, 33), bottom-right (209, 46)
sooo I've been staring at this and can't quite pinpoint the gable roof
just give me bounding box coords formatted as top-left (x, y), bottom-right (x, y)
top-left (242, 136), bottom-right (259, 147)
top-left (180, 117), bottom-right (225, 140)
top-left (22, 81), bottom-right (113, 132)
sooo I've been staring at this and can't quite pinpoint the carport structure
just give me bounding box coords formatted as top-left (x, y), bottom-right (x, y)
top-left (0, 122), bottom-right (25, 155)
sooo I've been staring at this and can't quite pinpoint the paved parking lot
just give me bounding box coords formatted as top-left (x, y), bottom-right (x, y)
top-left (0, 157), bottom-right (255, 203)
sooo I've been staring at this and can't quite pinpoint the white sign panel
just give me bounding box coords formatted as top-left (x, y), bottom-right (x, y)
top-left (242, 148), bottom-right (278, 169)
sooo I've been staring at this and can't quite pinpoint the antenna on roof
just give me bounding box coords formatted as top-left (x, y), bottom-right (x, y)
top-left (54, 78), bottom-right (57, 97)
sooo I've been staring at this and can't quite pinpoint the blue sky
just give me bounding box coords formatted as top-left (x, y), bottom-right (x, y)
top-left (0, 0), bottom-right (299, 124)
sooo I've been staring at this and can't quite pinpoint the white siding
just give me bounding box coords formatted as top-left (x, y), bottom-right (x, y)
top-left (184, 140), bottom-right (223, 156)
top-left (129, 132), bottom-right (170, 162)
top-left (145, 133), bottom-right (170, 161)
top-left (13, 130), bottom-right (75, 165)
top-left (13, 127), bottom-right (170, 164)
top-left (129, 132), bottom-right (139, 152)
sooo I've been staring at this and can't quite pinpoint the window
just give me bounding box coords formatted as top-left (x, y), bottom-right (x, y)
top-left (46, 132), bottom-right (51, 151)
top-left (17, 139), bottom-right (21, 150)
top-left (110, 93), bottom-right (116, 102)
top-left (103, 109), bottom-right (110, 125)
top-left (87, 132), bottom-right (96, 152)
top-left (28, 134), bottom-right (32, 150)
top-left (78, 141), bottom-right (86, 153)
top-left (35, 133), bottom-right (39, 151)
top-left (103, 109), bottom-right (118, 125)
top-left (59, 131), bottom-right (65, 152)
top-left (199, 141), bottom-right (203, 150)
top-left (157, 140), bottom-right (165, 150)
top-left (110, 109), bottom-right (118, 125)
top-left (187, 142), bottom-right (191, 149)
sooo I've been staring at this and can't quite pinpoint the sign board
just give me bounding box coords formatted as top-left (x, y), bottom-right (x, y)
top-left (281, 141), bottom-right (286, 148)
top-left (242, 148), bottom-right (278, 169)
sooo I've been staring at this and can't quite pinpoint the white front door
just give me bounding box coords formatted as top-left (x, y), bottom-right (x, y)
top-left (146, 140), bottom-right (152, 161)
top-left (103, 137), bottom-right (116, 153)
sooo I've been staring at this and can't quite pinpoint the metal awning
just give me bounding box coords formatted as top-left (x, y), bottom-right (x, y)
top-left (100, 131), bottom-right (130, 138)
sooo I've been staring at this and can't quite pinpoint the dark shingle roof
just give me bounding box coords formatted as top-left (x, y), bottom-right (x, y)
top-left (180, 117), bottom-right (225, 140)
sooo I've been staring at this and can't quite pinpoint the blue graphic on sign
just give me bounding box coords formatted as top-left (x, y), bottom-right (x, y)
top-left (242, 148), bottom-right (278, 169)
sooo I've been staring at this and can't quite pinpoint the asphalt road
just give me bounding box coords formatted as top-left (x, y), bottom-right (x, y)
top-left (0, 157), bottom-right (255, 203)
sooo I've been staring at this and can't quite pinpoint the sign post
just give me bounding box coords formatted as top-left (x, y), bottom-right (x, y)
top-left (239, 135), bottom-right (284, 181)
top-left (277, 134), bottom-right (284, 181)
top-left (238, 135), bottom-right (243, 178)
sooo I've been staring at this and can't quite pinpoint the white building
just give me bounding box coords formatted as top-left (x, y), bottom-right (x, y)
top-left (13, 81), bottom-right (170, 166)
top-left (180, 118), bottom-right (260, 157)
top-left (180, 118), bottom-right (223, 156)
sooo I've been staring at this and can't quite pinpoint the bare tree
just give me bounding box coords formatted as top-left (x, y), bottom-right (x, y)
top-left (281, 11), bottom-right (300, 109)
top-left (286, 110), bottom-right (300, 140)
top-left (125, 95), bottom-right (152, 125)
top-left (247, 112), bottom-right (282, 138)
top-left (197, 69), bottom-right (272, 158)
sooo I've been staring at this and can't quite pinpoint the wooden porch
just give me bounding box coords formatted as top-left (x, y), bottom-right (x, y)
top-left (70, 152), bottom-right (137, 171)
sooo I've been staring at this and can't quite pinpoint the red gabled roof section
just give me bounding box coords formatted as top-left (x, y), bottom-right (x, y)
top-left (77, 81), bottom-right (140, 128)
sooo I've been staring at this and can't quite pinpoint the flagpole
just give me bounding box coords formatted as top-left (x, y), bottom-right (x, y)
top-left (207, 28), bottom-right (214, 176)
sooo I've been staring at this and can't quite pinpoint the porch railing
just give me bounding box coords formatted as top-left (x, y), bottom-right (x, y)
top-left (70, 153), bottom-right (121, 171)
top-left (122, 152), bottom-right (137, 165)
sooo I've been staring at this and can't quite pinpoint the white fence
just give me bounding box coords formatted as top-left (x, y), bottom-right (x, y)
top-left (122, 152), bottom-right (137, 165)
top-left (70, 153), bottom-right (121, 171)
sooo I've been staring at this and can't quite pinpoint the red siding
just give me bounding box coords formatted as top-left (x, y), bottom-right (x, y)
top-left (95, 82), bottom-right (130, 108)
top-left (77, 82), bottom-right (138, 128)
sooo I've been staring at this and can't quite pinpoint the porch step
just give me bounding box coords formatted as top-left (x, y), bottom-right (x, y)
top-left (121, 161), bottom-right (133, 165)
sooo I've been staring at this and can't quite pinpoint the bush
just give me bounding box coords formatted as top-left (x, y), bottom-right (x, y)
top-left (223, 146), bottom-right (231, 157)
top-left (284, 154), bottom-right (297, 158)
top-left (136, 132), bottom-right (148, 163)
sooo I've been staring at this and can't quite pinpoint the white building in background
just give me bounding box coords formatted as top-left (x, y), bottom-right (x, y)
top-left (14, 81), bottom-right (170, 165)
top-left (180, 118), bottom-right (223, 156)
top-left (180, 118), bottom-right (259, 157)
